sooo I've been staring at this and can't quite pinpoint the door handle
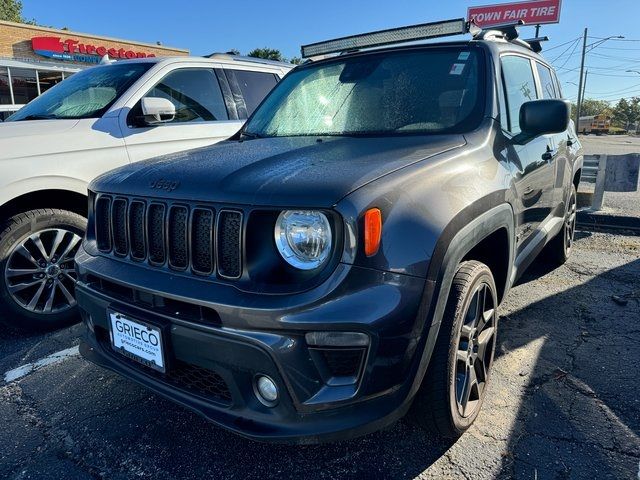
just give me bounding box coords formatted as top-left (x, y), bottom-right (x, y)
top-left (542, 146), bottom-right (557, 161)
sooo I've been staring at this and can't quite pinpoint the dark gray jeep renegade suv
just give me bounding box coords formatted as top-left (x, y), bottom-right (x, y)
top-left (75, 19), bottom-right (583, 443)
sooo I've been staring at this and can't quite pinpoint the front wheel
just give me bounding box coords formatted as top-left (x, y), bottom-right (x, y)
top-left (410, 260), bottom-right (498, 438)
top-left (0, 209), bottom-right (86, 331)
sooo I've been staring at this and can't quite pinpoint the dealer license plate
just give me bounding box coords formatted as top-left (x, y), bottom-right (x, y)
top-left (109, 312), bottom-right (165, 373)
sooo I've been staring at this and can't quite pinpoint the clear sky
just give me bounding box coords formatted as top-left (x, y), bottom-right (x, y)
top-left (22, 0), bottom-right (640, 104)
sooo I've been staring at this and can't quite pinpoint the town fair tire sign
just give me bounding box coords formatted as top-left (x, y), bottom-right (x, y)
top-left (468, 0), bottom-right (561, 28)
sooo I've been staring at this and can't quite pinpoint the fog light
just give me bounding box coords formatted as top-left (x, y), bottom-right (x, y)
top-left (255, 375), bottom-right (279, 406)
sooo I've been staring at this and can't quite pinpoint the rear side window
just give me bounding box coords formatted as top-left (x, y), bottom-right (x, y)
top-left (536, 62), bottom-right (557, 99)
top-left (230, 70), bottom-right (278, 115)
top-left (501, 55), bottom-right (538, 134)
top-left (0, 67), bottom-right (10, 104)
top-left (146, 68), bottom-right (228, 123)
top-left (552, 70), bottom-right (563, 99)
top-left (10, 68), bottom-right (39, 104)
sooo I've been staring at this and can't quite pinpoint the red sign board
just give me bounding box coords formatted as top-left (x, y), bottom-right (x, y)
top-left (468, 0), bottom-right (562, 28)
top-left (31, 36), bottom-right (156, 64)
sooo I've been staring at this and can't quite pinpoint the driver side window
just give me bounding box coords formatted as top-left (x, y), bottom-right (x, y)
top-left (501, 55), bottom-right (539, 135)
top-left (144, 68), bottom-right (228, 123)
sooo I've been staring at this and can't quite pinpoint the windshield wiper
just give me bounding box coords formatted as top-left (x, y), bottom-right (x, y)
top-left (16, 114), bottom-right (58, 121)
top-left (239, 130), bottom-right (264, 140)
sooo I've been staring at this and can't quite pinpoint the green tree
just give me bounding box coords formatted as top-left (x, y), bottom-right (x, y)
top-left (289, 57), bottom-right (303, 65)
top-left (0, 0), bottom-right (38, 24)
top-left (0, 0), bottom-right (23, 22)
top-left (613, 97), bottom-right (640, 130)
top-left (576, 98), bottom-right (613, 118)
top-left (248, 48), bottom-right (284, 62)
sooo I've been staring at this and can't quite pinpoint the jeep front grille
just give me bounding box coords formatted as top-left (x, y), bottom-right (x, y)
top-left (94, 195), bottom-right (242, 279)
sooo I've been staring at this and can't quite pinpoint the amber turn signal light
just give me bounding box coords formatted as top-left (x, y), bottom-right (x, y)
top-left (364, 208), bottom-right (382, 257)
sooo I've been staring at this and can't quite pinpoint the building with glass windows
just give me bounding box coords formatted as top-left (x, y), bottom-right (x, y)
top-left (0, 20), bottom-right (188, 120)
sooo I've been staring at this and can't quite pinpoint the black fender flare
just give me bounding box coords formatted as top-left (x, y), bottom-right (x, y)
top-left (405, 202), bottom-right (515, 401)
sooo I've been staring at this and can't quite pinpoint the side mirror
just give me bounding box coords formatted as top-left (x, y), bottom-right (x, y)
top-left (140, 97), bottom-right (176, 125)
top-left (513, 99), bottom-right (569, 144)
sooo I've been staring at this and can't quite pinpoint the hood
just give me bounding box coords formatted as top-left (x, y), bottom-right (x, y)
top-left (0, 119), bottom-right (80, 161)
top-left (91, 135), bottom-right (466, 207)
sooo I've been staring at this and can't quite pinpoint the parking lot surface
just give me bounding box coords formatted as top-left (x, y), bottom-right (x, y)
top-left (1, 231), bottom-right (639, 480)
top-left (579, 134), bottom-right (640, 156)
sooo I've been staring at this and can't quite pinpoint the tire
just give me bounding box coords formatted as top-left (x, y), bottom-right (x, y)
top-left (0, 209), bottom-right (86, 331)
top-left (545, 184), bottom-right (577, 266)
top-left (410, 260), bottom-right (498, 438)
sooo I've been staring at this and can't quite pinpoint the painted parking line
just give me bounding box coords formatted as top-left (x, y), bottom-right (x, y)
top-left (3, 345), bottom-right (80, 383)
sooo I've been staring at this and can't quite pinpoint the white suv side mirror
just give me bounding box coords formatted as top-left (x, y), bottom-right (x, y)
top-left (141, 97), bottom-right (176, 125)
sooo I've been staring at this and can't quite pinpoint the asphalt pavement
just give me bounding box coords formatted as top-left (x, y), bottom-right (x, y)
top-left (1, 231), bottom-right (639, 479)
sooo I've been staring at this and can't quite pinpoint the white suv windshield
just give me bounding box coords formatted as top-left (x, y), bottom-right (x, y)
top-left (244, 48), bottom-right (484, 137)
top-left (8, 63), bottom-right (152, 121)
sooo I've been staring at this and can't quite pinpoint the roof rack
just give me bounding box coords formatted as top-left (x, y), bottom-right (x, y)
top-left (301, 17), bottom-right (547, 59)
top-left (472, 21), bottom-right (548, 52)
top-left (205, 52), bottom-right (291, 67)
top-left (472, 20), bottom-right (525, 42)
top-left (523, 37), bottom-right (549, 53)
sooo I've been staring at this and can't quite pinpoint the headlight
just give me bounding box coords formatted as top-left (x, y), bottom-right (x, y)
top-left (274, 210), bottom-right (332, 270)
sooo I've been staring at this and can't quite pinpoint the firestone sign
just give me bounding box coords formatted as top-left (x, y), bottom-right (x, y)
top-left (31, 36), bottom-right (156, 64)
top-left (468, 0), bottom-right (562, 28)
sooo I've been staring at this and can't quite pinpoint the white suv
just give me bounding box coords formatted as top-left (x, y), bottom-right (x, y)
top-left (0, 54), bottom-right (293, 330)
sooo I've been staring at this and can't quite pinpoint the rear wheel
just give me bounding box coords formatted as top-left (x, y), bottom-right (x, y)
top-left (0, 209), bottom-right (86, 331)
top-left (411, 260), bottom-right (498, 438)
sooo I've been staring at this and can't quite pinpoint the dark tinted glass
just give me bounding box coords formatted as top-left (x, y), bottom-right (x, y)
top-left (0, 67), bottom-right (10, 104)
top-left (38, 70), bottom-right (64, 93)
top-left (536, 63), bottom-right (557, 99)
top-left (245, 48), bottom-right (484, 137)
top-left (11, 68), bottom-right (38, 104)
top-left (146, 68), bottom-right (228, 123)
top-left (8, 62), bottom-right (152, 121)
top-left (501, 56), bottom-right (538, 134)
top-left (232, 70), bottom-right (278, 116)
top-left (0, 111), bottom-right (16, 121)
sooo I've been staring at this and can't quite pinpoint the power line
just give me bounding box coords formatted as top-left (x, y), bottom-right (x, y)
top-left (555, 66), bottom-right (639, 78)
top-left (544, 37), bottom-right (581, 53)
top-left (590, 52), bottom-right (640, 62)
top-left (588, 36), bottom-right (640, 42)
top-left (550, 37), bottom-right (580, 63)
top-left (552, 38), bottom-right (581, 69)
top-left (586, 71), bottom-right (640, 78)
top-left (585, 83), bottom-right (640, 95)
top-left (592, 89), bottom-right (640, 99)
top-left (598, 46), bottom-right (640, 51)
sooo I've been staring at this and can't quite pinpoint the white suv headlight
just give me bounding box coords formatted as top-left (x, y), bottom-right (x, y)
top-left (274, 210), bottom-right (332, 270)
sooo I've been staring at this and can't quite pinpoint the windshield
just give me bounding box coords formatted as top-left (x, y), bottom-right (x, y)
top-left (244, 47), bottom-right (484, 137)
top-left (8, 62), bottom-right (152, 121)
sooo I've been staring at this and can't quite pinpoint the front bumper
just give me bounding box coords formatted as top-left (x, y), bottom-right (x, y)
top-left (75, 246), bottom-right (432, 443)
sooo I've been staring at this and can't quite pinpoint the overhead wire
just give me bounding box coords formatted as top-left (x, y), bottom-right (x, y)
top-left (552, 38), bottom-right (582, 70)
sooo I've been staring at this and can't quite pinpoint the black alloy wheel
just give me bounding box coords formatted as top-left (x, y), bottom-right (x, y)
top-left (411, 260), bottom-right (498, 438)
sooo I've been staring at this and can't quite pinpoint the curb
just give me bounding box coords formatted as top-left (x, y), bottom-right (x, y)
top-left (577, 210), bottom-right (640, 234)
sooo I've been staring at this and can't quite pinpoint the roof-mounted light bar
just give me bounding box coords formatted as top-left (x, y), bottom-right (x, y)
top-left (301, 18), bottom-right (467, 58)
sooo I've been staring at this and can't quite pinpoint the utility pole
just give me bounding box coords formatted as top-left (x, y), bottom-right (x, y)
top-left (582, 70), bottom-right (588, 104)
top-left (575, 28), bottom-right (588, 130)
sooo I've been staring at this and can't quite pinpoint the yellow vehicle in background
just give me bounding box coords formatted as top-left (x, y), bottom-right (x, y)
top-left (578, 114), bottom-right (611, 135)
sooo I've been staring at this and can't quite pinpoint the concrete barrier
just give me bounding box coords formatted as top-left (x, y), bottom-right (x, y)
top-left (581, 154), bottom-right (639, 211)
